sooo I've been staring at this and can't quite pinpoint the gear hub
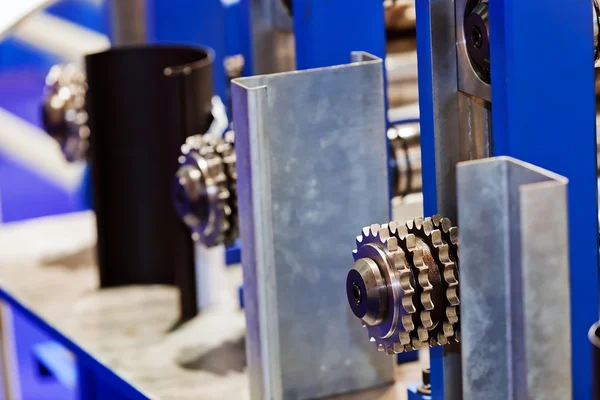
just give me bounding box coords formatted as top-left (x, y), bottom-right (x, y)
top-left (346, 216), bottom-right (460, 353)
top-left (173, 132), bottom-right (238, 247)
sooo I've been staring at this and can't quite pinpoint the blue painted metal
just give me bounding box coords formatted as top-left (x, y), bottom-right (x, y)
top-left (226, 240), bottom-right (241, 265)
top-left (33, 341), bottom-right (77, 389)
top-left (147, 0), bottom-right (228, 103)
top-left (236, 0), bottom-right (254, 77)
top-left (489, 1), bottom-right (599, 398)
top-left (397, 350), bottom-right (419, 364)
top-left (414, 0), bottom-right (444, 396)
top-left (238, 284), bottom-right (244, 309)
top-left (407, 382), bottom-right (431, 400)
top-left (0, 291), bottom-right (150, 400)
top-left (11, 307), bottom-right (76, 400)
top-left (292, 0), bottom-right (386, 70)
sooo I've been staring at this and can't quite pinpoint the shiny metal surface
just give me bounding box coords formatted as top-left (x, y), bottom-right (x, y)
top-left (388, 122), bottom-right (422, 197)
top-left (233, 52), bottom-right (393, 399)
top-left (173, 134), bottom-right (237, 248)
top-left (458, 157), bottom-right (571, 400)
top-left (248, 0), bottom-right (295, 74)
top-left (417, 0), bottom-right (463, 396)
top-left (107, 0), bottom-right (146, 45)
top-left (457, 93), bottom-right (492, 160)
top-left (41, 63), bottom-right (89, 162)
top-left (347, 217), bottom-right (460, 354)
top-left (456, 0), bottom-right (491, 101)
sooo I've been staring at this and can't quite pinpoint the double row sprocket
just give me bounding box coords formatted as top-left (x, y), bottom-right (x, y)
top-left (172, 132), bottom-right (238, 247)
top-left (346, 216), bottom-right (460, 353)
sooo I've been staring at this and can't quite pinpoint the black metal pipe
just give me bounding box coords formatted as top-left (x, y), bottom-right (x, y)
top-left (85, 45), bottom-right (213, 322)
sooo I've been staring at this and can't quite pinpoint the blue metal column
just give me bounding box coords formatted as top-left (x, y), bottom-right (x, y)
top-left (489, 1), bottom-right (599, 398)
top-left (292, 0), bottom-right (386, 70)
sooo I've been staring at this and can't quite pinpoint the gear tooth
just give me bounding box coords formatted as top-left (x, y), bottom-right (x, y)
top-left (449, 227), bottom-right (459, 245)
top-left (401, 314), bottom-right (415, 332)
top-left (389, 220), bottom-right (400, 233)
top-left (405, 219), bottom-right (414, 230)
top-left (377, 344), bottom-right (385, 352)
top-left (356, 235), bottom-right (363, 246)
top-left (379, 227), bottom-right (390, 241)
top-left (423, 219), bottom-right (434, 235)
top-left (438, 244), bottom-right (450, 262)
top-left (412, 249), bottom-right (424, 268)
top-left (418, 271), bottom-right (432, 292)
top-left (447, 287), bottom-right (460, 306)
top-left (399, 268), bottom-right (414, 289)
top-left (397, 224), bottom-right (409, 239)
top-left (387, 236), bottom-right (398, 252)
top-left (386, 346), bottom-right (395, 355)
top-left (402, 296), bottom-right (416, 314)
top-left (440, 218), bottom-right (452, 233)
top-left (444, 263), bottom-right (458, 284)
top-left (443, 322), bottom-right (454, 338)
top-left (399, 331), bottom-right (411, 345)
top-left (431, 214), bottom-right (441, 227)
top-left (362, 226), bottom-right (371, 237)
top-left (370, 337), bottom-right (376, 343)
top-left (455, 329), bottom-right (461, 342)
top-left (362, 322), bottom-right (367, 328)
top-left (370, 224), bottom-right (381, 236)
top-left (418, 327), bottom-right (429, 342)
top-left (431, 229), bottom-right (443, 247)
top-left (406, 233), bottom-right (417, 250)
top-left (411, 338), bottom-right (423, 350)
top-left (421, 310), bottom-right (433, 328)
top-left (437, 333), bottom-right (449, 346)
top-left (404, 344), bottom-right (414, 352)
top-left (414, 217), bottom-right (424, 229)
top-left (393, 341), bottom-right (404, 353)
top-left (352, 249), bottom-right (359, 261)
top-left (446, 307), bottom-right (458, 323)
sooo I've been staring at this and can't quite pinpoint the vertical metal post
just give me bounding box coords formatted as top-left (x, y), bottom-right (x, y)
top-left (105, 0), bottom-right (147, 45)
top-left (489, 1), bottom-right (599, 397)
top-left (244, 0), bottom-right (295, 75)
top-left (414, 0), bottom-right (462, 398)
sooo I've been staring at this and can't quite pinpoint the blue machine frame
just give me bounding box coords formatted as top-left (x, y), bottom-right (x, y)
top-left (417, 0), bottom-right (599, 398)
top-left (489, 1), bottom-right (599, 397)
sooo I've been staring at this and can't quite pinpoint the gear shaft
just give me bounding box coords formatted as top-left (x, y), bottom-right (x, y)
top-left (346, 216), bottom-right (460, 354)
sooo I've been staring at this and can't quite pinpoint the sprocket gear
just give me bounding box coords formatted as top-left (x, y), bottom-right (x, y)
top-left (172, 132), bottom-right (238, 247)
top-left (407, 217), bottom-right (458, 346)
top-left (346, 216), bottom-right (460, 353)
top-left (41, 63), bottom-right (89, 162)
top-left (348, 223), bottom-right (417, 354)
